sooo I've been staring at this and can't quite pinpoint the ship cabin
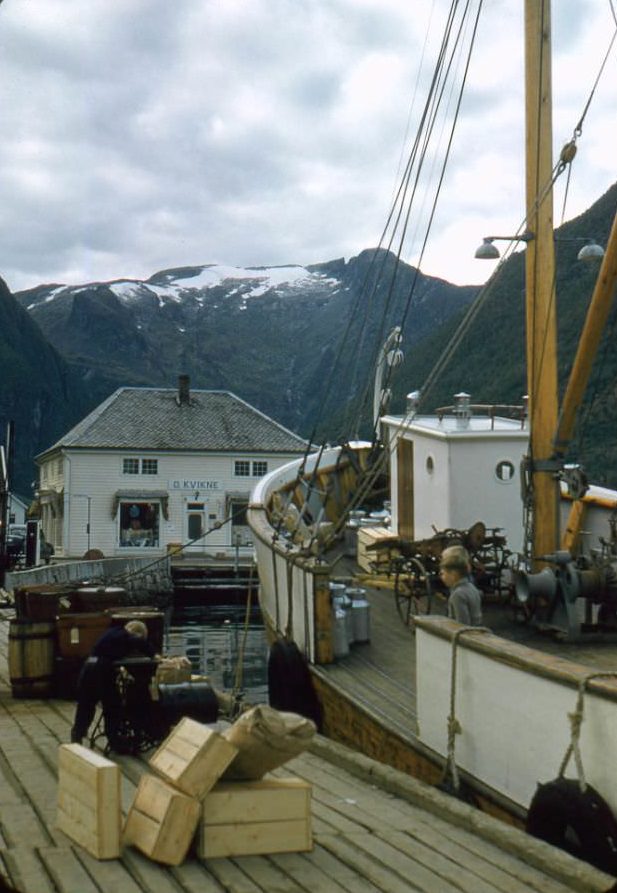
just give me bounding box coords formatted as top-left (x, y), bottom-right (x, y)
top-left (381, 393), bottom-right (529, 554)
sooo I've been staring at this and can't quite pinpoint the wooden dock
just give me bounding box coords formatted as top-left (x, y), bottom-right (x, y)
top-left (0, 609), bottom-right (614, 893)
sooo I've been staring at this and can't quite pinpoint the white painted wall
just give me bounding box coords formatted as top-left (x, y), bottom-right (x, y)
top-left (386, 417), bottom-right (528, 553)
top-left (8, 494), bottom-right (28, 527)
top-left (55, 448), bottom-right (300, 558)
top-left (416, 624), bottom-right (617, 814)
top-left (409, 432), bottom-right (451, 539)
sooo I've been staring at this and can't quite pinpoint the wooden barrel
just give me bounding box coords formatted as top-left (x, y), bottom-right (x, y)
top-left (9, 620), bottom-right (56, 698)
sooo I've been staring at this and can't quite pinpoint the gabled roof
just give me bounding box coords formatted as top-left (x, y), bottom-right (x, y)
top-left (38, 388), bottom-right (307, 458)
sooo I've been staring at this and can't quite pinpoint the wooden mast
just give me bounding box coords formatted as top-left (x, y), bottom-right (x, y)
top-left (524, 0), bottom-right (559, 563)
top-left (554, 208), bottom-right (617, 452)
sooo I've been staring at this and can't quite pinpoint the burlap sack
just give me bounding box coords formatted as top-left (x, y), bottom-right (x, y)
top-left (155, 655), bottom-right (192, 685)
top-left (222, 704), bottom-right (316, 780)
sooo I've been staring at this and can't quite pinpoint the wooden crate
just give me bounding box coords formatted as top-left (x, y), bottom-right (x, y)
top-left (198, 777), bottom-right (312, 859)
top-left (357, 525), bottom-right (398, 572)
top-left (123, 774), bottom-right (200, 865)
top-left (56, 743), bottom-right (121, 859)
top-left (149, 717), bottom-right (238, 799)
top-left (56, 613), bottom-right (111, 659)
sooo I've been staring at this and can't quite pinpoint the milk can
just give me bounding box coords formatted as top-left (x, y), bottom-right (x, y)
top-left (330, 581), bottom-right (354, 646)
top-left (333, 607), bottom-right (350, 658)
top-left (330, 582), bottom-right (354, 644)
top-left (346, 586), bottom-right (371, 643)
top-left (344, 519), bottom-right (360, 557)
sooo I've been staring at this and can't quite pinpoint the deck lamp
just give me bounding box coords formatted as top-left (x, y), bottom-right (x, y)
top-left (474, 230), bottom-right (535, 259)
top-left (475, 231), bottom-right (604, 262)
top-left (555, 237), bottom-right (605, 261)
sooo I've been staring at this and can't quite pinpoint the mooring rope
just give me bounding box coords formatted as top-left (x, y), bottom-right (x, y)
top-left (558, 671), bottom-right (617, 792)
top-left (231, 560), bottom-right (257, 715)
top-left (442, 625), bottom-right (491, 792)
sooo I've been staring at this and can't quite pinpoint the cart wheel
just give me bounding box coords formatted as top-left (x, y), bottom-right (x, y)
top-left (395, 558), bottom-right (433, 625)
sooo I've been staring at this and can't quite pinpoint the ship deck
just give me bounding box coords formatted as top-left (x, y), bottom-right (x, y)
top-left (0, 609), bottom-right (613, 893)
top-left (313, 575), bottom-right (617, 800)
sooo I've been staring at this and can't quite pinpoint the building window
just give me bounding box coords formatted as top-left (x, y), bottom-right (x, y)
top-left (119, 502), bottom-right (160, 548)
top-left (234, 460), bottom-right (251, 477)
top-left (123, 458), bottom-right (139, 475)
top-left (57, 458), bottom-right (63, 475)
top-left (141, 458), bottom-right (158, 475)
top-left (252, 461), bottom-right (268, 477)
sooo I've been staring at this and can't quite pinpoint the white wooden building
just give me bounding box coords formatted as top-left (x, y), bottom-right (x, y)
top-left (36, 377), bottom-right (307, 559)
top-left (8, 493), bottom-right (29, 528)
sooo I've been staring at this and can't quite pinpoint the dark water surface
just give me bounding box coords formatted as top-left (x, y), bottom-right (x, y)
top-left (164, 604), bottom-right (269, 704)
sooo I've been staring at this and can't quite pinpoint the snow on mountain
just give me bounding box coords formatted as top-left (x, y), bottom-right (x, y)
top-left (25, 263), bottom-right (341, 311)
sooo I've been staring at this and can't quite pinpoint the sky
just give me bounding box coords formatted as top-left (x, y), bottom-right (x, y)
top-left (0, 0), bottom-right (615, 293)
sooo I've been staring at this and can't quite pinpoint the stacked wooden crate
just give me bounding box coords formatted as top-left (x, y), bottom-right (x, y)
top-left (124, 717), bottom-right (237, 864)
top-left (56, 744), bottom-right (121, 859)
top-left (198, 776), bottom-right (312, 859)
top-left (57, 715), bottom-right (313, 864)
top-left (357, 525), bottom-right (398, 572)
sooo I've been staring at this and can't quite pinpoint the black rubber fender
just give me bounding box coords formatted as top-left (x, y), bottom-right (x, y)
top-left (157, 681), bottom-right (219, 725)
top-left (527, 778), bottom-right (617, 876)
top-left (267, 639), bottom-right (323, 730)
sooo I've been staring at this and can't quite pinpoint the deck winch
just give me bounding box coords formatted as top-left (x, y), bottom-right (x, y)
top-left (514, 550), bottom-right (617, 641)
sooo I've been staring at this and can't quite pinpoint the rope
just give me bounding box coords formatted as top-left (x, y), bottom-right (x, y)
top-left (442, 625), bottom-right (491, 792)
top-left (285, 559), bottom-right (294, 641)
top-left (558, 671), bottom-right (617, 792)
top-left (231, 560), bottom-right (256, 713)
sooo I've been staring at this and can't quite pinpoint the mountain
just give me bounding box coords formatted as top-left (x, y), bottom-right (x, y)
top-left (6, 180), bottom-right (617, 496)
top-left (15, 252), bottom-right (478, 438)
top-left (0, 277), bottom-right (92, 496)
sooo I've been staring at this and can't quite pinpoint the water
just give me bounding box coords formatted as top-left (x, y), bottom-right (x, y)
top-left (163, 604), bottom-right (269, 704)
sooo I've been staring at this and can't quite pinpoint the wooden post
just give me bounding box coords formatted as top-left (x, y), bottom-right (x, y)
top-left (525, 0), bottom-right (559, 564)
top-left (313, 565), bottom-right (334, 664)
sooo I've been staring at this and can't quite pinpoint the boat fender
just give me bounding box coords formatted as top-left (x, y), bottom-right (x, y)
top-left (526, 778), bottom-right (617, 876)
top-left (267, 640), bottom-right (323, 731)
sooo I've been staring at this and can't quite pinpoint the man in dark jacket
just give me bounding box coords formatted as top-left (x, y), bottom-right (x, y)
top-left (70, 620), bottom-right (157, 747)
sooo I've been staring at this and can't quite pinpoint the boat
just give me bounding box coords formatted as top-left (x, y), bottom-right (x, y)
top-left (247, 0), bottom-right (617, 871)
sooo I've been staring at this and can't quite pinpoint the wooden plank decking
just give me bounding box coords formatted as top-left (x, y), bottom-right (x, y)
top-left (0, 609), bottom-right (614, 893)
top-left (316, 581), bottom-right (617, 745)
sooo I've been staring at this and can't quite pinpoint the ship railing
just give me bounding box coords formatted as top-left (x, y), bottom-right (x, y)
top-left (248, 443), bottom-right (372, 665)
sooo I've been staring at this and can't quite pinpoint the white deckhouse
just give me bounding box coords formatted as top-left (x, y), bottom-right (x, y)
top-left (36, 376), bottom-right (307, 559)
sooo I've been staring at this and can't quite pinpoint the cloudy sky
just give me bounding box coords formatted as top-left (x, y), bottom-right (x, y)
top-left (0, 0), bottom-right (615, 293)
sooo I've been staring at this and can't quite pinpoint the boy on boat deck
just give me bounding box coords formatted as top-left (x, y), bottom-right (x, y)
top-left (439, 545), bottom-right (483, 626)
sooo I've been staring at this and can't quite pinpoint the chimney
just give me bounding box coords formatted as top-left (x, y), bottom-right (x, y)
top-left (178, 374), bottom-right (191, 406)
top-left (406, 390), bottom-right (421, 415)
top-left (454, 391), bottom-right (471, 429)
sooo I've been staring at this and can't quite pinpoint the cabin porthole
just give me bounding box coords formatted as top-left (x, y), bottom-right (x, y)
top-left (495, 460), bottom-right (515, 483)
top-left (426, 456), bottom-right (434, 475)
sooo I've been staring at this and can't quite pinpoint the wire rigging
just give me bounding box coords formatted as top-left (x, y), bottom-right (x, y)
top-left (353, 0), bottom-right (486, 439)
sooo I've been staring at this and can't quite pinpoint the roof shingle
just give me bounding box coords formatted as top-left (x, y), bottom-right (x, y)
top-left (39, 388), bottom-right (307, 456)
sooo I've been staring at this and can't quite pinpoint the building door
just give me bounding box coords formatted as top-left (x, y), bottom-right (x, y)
top-left (397, 438), bottom-right (414, 540)
top-left (186, 502), bottom-right (206, 551)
